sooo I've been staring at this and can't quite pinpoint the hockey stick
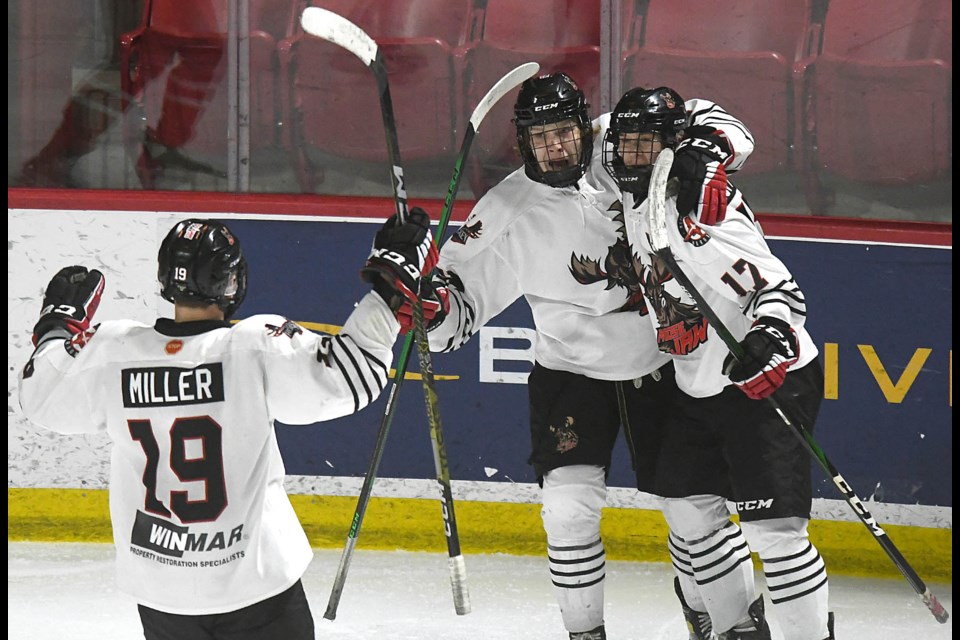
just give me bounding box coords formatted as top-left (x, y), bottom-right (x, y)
top-left (377, 61), bottom-right (539, 615)
top-left (400, 59), bottom-right (539, 614)
top-left (299, 6), bottom-right (460, 618)
top-left (301, 7), bottom-right (534, 619)
top-left (642, 148), bottom-right (949, 625)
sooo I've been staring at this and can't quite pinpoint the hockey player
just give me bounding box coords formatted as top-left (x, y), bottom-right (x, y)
top-left (400, 72), bottom-right (754, 639)
top-left (17, 212), bottom-right (437, 640)
top-left (601, 86), bottom-right (836, 640)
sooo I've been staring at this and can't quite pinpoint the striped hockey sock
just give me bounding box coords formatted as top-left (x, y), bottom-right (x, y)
top-left (548, 536), bottom-right (606, 633)
top-left (762, 540), bottom-right (830, 640)
top-left (669, 533), bottom-right (713, 639)
top-left (687, 521), bottom-right (757, 633)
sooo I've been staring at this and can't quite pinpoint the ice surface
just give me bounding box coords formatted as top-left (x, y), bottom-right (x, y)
top-left (7, 542), bottom-right (953, 639)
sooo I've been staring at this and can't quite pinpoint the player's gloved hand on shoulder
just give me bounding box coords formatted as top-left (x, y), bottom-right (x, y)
top-left (32, 266), bottom-right (106, 346)
top-left (723, 317), bottom-right (799, 400)
top-left (397, 276), bottom-right (450, 336)
top-left (362, 207), bottom-right (439, 312)
top-left (670, 125), bottom-right (732, 225)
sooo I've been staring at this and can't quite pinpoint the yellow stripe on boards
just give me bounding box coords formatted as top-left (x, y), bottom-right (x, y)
top-left (7, 488), bottom-right (951, 582)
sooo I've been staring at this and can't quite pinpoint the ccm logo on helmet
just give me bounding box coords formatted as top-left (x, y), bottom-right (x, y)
top-left (534, 102), bottom-right (559, 111)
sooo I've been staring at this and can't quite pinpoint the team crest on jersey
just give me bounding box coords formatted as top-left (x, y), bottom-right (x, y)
top-left (451, 220), bottom-right (482, 244)
top-left (64, 324), bottom-right (100, 357)
top-left (569, 200), bottom-right (648, 314)
top-left (640, 255), bottom-right (709, 356)
top-left (265, 319), bottom-right (302, 339)
top-left (550, 417), bottom-right (579, 454)
top-left (677, 214), bottom-right (711, 247)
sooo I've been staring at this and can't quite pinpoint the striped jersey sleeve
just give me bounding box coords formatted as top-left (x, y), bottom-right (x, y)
top-left (258, 291), bottom-right (397, 423)
top-left (685, 98), bottom-right (756, 173)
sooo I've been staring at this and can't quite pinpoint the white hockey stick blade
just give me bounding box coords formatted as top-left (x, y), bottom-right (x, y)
top-left (647, 147), bottom-right (675, 252)
top-left (469, 62), bottom-right (540, 131)
top-left (300, 6), bottom-right (378, 67)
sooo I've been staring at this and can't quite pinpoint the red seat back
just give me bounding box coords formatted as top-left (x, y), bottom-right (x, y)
top-left (464, 0), bottom-right (601, 197)
top-left (279, 0), bottom-right (474, 191)
top-left (624, 0), bottom-right (812, 176)
top-left (803, 0), bottom-right (951, 185)
top-left (481, 0), bottom-right (599, 47)
top-left (821, 0), bottom-right (951, 60)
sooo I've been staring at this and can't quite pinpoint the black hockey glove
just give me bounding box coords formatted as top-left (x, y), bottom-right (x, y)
top-left (32, 266), bottom-right (106, 346)
top-left (670, 126), bottom-right (732, 225)
top-left (362, 207), bottom-right (438, 312)
top-left (397, 275), bottom-right (450, 336)
top-left (723, 317), bottom-right (799, 400)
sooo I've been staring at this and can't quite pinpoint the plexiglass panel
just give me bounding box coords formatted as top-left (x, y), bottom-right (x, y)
top-left (7, 0), bottom-right (952, 221)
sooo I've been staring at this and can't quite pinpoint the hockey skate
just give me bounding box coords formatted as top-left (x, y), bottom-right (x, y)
top-left (716, 596), bottom-right (771, 639)
top-left (569, 625), bottom-right (606, 640)
top-left (674, 577), bottom-right (713, 639)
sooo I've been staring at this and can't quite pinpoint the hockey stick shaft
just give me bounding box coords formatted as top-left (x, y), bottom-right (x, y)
top-left (300, 8), bottom-right (425, 619)
top-left (364, 60), bottom-right (539, 615)
top-left (366, 46), bottom-right (472, 615)
top-left (645, 150), bottom-right (949, 624)
top-left (302, 12), bottom-right (538, 621)
top-left (402, 61), bottom-right (539, 614)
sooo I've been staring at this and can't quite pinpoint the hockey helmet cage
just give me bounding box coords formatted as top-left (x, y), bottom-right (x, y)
top-left (602, 86), bottom-right (688, 194)
top-left (158, 219), bottom-right (248, 317)
top-left (513, 72), bottom-right (593, 188)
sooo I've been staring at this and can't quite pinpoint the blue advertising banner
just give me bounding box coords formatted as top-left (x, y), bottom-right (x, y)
top-left (227, 219), bottom-right (952, 508)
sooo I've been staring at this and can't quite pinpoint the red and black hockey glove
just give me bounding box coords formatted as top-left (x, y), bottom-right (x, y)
top-left (670, 126), bottom-right (732, 225)
top-left (362, 207), bottom-right (439, 312)
top-left (723, 317), bottom-right (799, 400)
top-left (397, 277), bottom-right (450, 336)
top-left (32, 266), bottom-right (105, 346)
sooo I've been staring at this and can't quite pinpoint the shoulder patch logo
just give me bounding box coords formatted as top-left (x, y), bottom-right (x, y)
top-left (451, 220), bottom-right (482, 245)
top-left (265, 319), bottom-right (303, 339)
top-left (65, 324), bottom-right (99, 357)
top-left (677, 214), bottom-right (710, 247)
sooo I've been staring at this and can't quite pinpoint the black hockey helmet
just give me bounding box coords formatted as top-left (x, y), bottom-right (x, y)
top-left (602, 86), bottom-right (687, 194)
top-left (513, 72), bottom-right (593, 188)
top-left (158, 218), bottom-right (248, 318)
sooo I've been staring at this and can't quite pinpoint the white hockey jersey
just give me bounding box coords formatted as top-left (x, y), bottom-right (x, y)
top-left (18, 291), bottom-right (398, 615)
top-left (622, 183), bottom-right (818, 398)
top-left (428, 100), bottom-right (755, 381)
